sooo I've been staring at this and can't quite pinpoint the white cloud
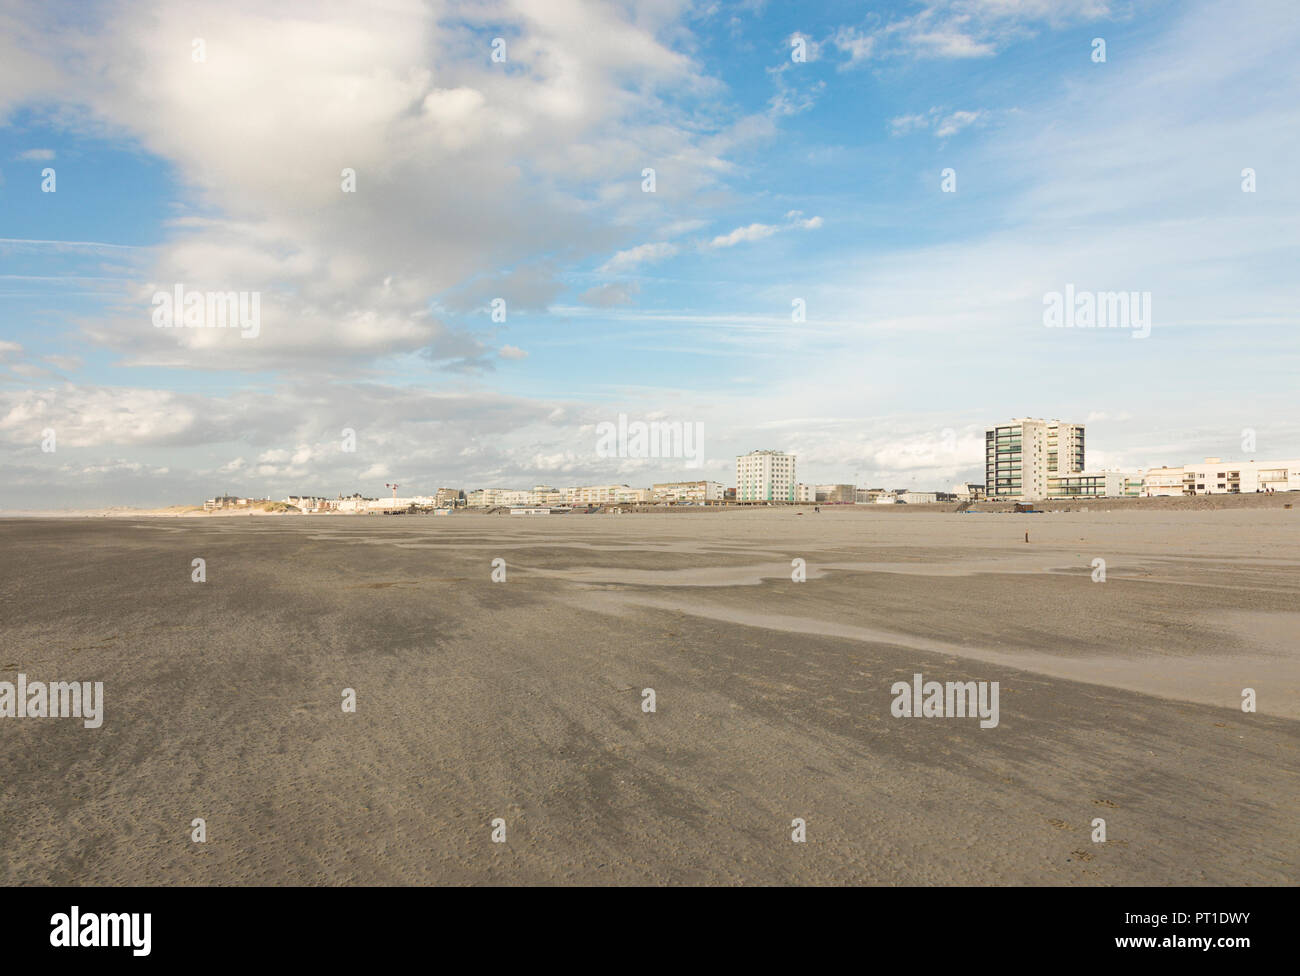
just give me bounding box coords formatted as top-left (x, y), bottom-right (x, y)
top-left (935, 109), bottom-right (985, 137)
top-left (708, 212), bottom-right (823, 249)
top-left (498, 345), bottom-right (528, 360)
top-left (837, 0), bottom-right (1113, 63)
top-left (832, 26), bottom-right (875, 66)
top-left (889, 107), bottom-right (987, 138)
top-left (7, 0), bottom-right (733, 373)
top-left (708, 223), bottom-right (778, 248)
top-left (599, 242), bottom-right (680, 273)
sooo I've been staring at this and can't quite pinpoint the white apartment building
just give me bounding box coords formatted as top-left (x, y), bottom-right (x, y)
top-left (736, 450), bottom-right (797, 503)
top-left (652, 481), bottom-right (726, 503)
top-left (1142, 458), bottom-right (1300, 495)
top-left (566, 484), bottom-right (651, 505)
top-left (531, 485), bottom-right (564, 506)
top-left (985, 419), bottom-right (1085, 501)
top-left (795, 483), bottom-right (816, 503)
top-left (466, 486), bottom-right (563, 507)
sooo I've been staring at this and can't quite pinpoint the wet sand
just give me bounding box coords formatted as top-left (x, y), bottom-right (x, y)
top-left (1, 508), bottom-right (1296, 885)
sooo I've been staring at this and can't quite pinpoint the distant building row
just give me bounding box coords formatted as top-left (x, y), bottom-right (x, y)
top-left (985, 418), bottom-right (1300, 499)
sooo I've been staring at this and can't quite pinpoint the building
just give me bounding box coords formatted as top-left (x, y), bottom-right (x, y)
top-left (815, 484), bottom-right (856, 504)
top-left (1048, 470), bottom-right (1143, 499)
top-left (736, 450), bottom-right (797, 503)
top-left (985, 419), bottom-right (1085, 501)
top-left (284, 495), bottom-right (332, 512)
top-left (1142, 467), bottom-right (1185, 496)
top-left (795, 483), bottom-right (816, 503)
top-left (335, 493), bottom-right (378, 512)
top-left (565, 484), bottom-right (651, 506)
top-left (952, 482), bottom-right (985, 501)
top-left (652, 481), bottom-right (726, 504)
top-left (434, 488), bottom-right (464, 508)
top-left (1142, 458), bottom-right (1300, 496)
top-left (531, 485), bottom-right (564, 506)
top-left (204, 495), bottom-right (248, 511)
top-left (899, 491), bottom-right (938, 504)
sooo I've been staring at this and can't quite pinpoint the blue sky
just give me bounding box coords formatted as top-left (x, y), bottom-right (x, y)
top-left (1, 0), bottom-right (1297, 508)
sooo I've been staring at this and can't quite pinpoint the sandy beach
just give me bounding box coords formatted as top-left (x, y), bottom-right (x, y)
top-left (1, 507), bottom-right (1296, 885)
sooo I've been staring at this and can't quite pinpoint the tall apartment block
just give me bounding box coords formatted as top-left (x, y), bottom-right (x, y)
top-left (736, 450), bottom-right (797, 502)
top-left (985, 419), bottom-right (1085, 501)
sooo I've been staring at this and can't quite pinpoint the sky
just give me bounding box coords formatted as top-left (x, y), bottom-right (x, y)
top-left (1, 0), bottom-right (1297, 509)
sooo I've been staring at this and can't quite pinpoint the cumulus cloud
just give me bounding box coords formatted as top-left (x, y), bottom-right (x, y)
top-left (4, 0), bottom-right (735, 374)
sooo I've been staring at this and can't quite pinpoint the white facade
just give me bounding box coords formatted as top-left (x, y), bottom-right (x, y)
top-left (652, 481), bottom-right (725, 503)
top-left (467, 486), bottom-right (563, 507)
top-left (566, 484), bottom-right (651, 505)
top-left (736, 450), bottom-right (796, 502)
top-left (1142, 458), bottom-right (1300, 495)
top-left (795, 483), bottom-right (816, 502)
top-left (899, 491), bottom-right (938, 504)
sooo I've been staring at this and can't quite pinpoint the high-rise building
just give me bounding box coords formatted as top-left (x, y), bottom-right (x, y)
top-left (736, 450), bottom-right (797, 502)
top-left (985, 419), bottom-right (1085, 500)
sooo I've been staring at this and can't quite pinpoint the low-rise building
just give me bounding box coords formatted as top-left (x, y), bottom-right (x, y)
top-left (566, 484), bottom-right (651, 506)
top-left (653, 481), bottom-right (726, 503)
top-left (204, 495), bottom-right (247, 511)
top-left (1049, 470), bottom-right (1144, 499)
top-left (434, 488), bottom-right (464, 508)
top-left (899, 491), bottom-right (938, 504)
top-left (1141, 458), bottom-right (1300, 495)
top-left (815, 484), bottom-right (856, 504)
